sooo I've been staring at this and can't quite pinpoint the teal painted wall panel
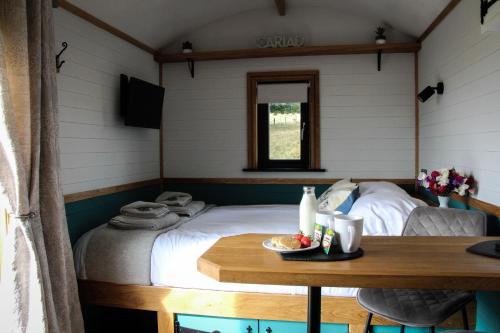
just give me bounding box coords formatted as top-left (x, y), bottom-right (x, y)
top-left (476, 292), bottom-right (500, 333)
top-left (164, 183), bottom-right (414, 206)
top-left (165, 183), bottom-right (331, 206)
top-left (177, 314), bottom-right (257, 332)
top-left (65, 184), bottom-right (161, 245)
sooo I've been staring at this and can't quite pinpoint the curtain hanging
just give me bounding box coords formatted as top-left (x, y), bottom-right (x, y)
top-left (0, 1), bottom-right (84, 332)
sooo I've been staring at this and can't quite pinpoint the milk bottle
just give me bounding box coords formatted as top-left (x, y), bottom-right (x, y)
top-left (299, 186), bottom-right (317, 237)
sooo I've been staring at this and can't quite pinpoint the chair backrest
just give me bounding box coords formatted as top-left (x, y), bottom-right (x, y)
top-left (402, 206), bottom-right (486, 236)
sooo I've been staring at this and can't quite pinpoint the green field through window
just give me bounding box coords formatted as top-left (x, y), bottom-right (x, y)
top-left (268, 103), bottom-right (301, 160)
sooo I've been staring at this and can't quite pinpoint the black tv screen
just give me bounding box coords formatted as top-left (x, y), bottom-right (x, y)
top-left (120, 74), bottom-right (165, 129)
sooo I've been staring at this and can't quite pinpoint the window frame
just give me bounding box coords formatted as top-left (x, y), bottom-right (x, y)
top-left (246, 70), bottom-right (321, 171)
top-left (257, 101), bottom-right (309, 169)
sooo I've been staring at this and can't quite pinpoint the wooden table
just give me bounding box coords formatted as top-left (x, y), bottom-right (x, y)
top-left (198, 234), bottom-right (500, 333)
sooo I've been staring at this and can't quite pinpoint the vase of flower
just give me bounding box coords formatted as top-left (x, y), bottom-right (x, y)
top-left (437, 195), bottom-right (450, 208)
top-left (417, 168), bottom-right (476, 206)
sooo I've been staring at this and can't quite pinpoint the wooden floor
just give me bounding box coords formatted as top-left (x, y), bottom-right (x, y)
top-left (79, 280), bottom-right (475, 333)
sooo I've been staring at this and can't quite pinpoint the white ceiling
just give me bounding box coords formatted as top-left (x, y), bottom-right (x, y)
top-left (66, 0), bottom-right (450, 50)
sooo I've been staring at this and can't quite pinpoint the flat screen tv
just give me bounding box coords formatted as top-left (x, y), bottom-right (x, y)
top-left (120, 74), bottom-right (165, 129)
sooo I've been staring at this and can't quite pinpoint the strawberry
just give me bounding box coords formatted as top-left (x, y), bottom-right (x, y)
top-left (294, 233), bottom-right (303, 241)
top-left (300, 236), bottom-right (312, 248)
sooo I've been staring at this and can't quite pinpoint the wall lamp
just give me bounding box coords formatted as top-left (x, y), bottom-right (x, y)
top-left (417, 82), bottom-right (444, 103)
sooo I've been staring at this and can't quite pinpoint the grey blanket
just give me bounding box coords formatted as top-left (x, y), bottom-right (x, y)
top-left (120, 201), bottom-right (169, 218)
top-left (74, 218), bottom-right (186, 285)
top-left (109, 212), bottom-right (180, 230)
top-left (73, 205), bottom-right (214, 285)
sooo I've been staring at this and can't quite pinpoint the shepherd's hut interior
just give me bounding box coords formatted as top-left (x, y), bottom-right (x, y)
top-left (1, 0), bottom-right (500, 332)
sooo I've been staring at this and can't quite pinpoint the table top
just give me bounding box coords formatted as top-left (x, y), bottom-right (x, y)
top-left (197, 234), bottom-right (500, 291)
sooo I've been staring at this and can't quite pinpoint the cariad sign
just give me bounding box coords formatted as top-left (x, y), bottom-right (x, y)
top-left (257, 35), bottom-right (305, 48)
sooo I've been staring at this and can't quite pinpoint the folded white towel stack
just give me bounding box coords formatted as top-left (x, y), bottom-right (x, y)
top-left (155, 191), bottom-right (192, 207)
top-left (168, 201), bottom-right (206, 217)
top-left (120, 201), bottom-right (169, 218)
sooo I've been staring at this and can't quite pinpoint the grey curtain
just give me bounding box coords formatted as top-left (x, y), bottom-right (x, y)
top-left (0, 0), bottom-right (84, 332)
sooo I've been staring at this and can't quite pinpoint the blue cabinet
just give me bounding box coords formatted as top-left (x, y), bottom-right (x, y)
top-left (259, 319), bottom-right (348, 333)
top-left (177, 314), bottom-right (257, 333)
top-left (176, 314), bottom-right (349, 333)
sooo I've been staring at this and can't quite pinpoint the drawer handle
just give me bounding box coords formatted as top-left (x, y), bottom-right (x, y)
top-left (266, 327), bottom-right (272, 333)
top-left (246, 325), bottom-right (253, 333)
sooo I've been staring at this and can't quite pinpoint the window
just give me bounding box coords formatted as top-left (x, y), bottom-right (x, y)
top-left (246, 71), bottom-right (321, 171)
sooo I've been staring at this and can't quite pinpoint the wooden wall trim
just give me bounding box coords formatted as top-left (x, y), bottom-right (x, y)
top-left (57, 0), bottom-right (157, 55)
top-left (417, 0), bottom-right (462, 43)
top-left (451, 194), bottom-right (500, 218)
top-left (159, 63), bottom-right (165, 191)
top-left (414, 51), bottom-right (419, 177)
top-left (163, 178), bottom-right (415, 185)
top-left (64, 179), bottom-right (161, 203)
top-left (155, 43), bottom-right (421, 63)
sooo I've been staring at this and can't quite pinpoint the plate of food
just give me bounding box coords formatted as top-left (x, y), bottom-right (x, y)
top-left (262, 234), bottom-right (320, 253)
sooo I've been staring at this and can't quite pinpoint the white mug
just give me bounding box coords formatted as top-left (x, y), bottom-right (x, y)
top-left (315, 210), bottom-right (342, 229)
top-left (334, 215), bottom-right (364, 253)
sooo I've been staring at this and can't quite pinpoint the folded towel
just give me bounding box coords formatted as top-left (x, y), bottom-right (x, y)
top-left (168, 201), bottom-right (206, 217)
top-left (120, 201), bottom-right (169, 218)
top-left (155, 191), bottom-right (192, 207)
top-left (109, 212), bottom-right (180, 230)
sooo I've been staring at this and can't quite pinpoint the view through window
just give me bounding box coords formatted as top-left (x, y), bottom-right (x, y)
top-left (268, 102), bottom-right (301, 160)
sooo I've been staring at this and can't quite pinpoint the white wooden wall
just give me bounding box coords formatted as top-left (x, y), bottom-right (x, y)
top-left (163, 54), bottom-right (415, 179)
top-left (54, 9), bottom-right (160, 195)
top-left (419, 0), bottom-right (500, 205)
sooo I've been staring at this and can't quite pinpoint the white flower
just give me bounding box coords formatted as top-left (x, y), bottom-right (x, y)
top-left (436, 168), bottom-right (450, 186)
top-left (417, 172), bottom-right (430, 188)
top-left (455, 184), bottom-right (470, 196)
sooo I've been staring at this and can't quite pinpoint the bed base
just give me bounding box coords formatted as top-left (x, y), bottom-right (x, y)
top-left (78, 280), bottom-right (475, 333)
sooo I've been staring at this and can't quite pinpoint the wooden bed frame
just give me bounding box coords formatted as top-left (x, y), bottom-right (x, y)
top-left (78, 280), bottom-right (475, 333)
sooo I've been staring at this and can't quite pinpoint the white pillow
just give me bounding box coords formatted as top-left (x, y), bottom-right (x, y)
top-left (349, 190), bottom-right (427, 236)
top-left (359, 181), bottom-right (408, 196)
top-left (318, 179), bottom-right (359, 213)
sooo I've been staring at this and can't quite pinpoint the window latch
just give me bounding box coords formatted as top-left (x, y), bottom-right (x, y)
top-left (301, 122), bottom-right (306, 141)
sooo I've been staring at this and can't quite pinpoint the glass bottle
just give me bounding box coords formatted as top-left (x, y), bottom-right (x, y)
top-left (299, 186), bottom-right (317, 237)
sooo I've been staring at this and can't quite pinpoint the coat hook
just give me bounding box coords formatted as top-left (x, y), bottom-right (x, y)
top-left (56, 42), bottom-right (68, 73)
top-left (187, 58), bottom-right (195, 78)
top-left (377, 49), bottom-right (382, 71)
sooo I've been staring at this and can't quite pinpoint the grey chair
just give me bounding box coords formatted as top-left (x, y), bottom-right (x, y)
top-left (357, 207), bottom-right (487, 333)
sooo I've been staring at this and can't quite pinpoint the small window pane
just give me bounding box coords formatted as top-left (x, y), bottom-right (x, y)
top-left (268, 103), bottom-right (301, 160)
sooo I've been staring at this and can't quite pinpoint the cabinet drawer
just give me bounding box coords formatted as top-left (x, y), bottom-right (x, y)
top-left (258, 320), bottom-right (348, 333)
top-left (177, 314), bottom-right (257, 333)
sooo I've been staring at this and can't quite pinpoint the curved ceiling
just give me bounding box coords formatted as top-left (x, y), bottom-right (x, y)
top-left (66, 0), bottom-right (450, 50)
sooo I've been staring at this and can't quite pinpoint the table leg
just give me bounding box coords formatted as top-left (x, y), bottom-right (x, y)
top-left (307, 286), bottom-right (321, 333)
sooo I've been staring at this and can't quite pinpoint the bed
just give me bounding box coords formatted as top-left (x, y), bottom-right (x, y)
top-left (74, 182), bottom-right (472, 332)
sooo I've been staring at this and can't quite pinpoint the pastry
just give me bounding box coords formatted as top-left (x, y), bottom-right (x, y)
top-left (271, 236), bottom-right (301, 250)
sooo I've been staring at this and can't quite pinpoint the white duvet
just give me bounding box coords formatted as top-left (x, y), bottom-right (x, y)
top-left (151, 182), bottom-right (426, 297)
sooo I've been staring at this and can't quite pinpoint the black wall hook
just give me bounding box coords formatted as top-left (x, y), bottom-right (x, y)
top-left (56, 41), bottom-right (68, 73)
top-left (187, 58), bottom-right (195, 78)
